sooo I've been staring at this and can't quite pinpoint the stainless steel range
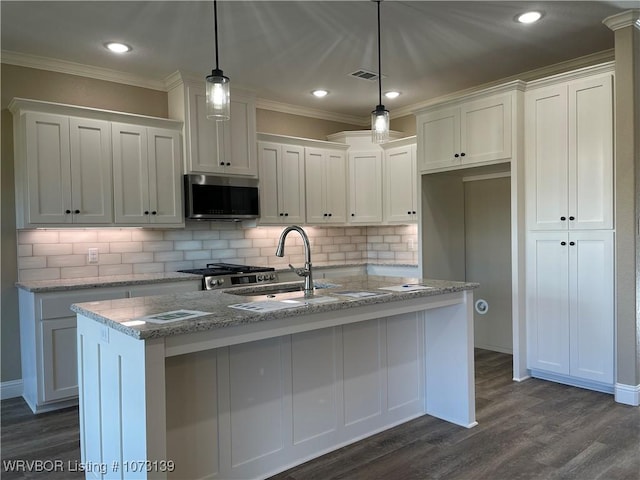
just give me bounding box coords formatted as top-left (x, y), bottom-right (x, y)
top-left (178, 263), bottom-right (279, 290)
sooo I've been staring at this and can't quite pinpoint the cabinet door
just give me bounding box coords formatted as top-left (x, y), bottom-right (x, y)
top-left (525, 85), bottom-right (569, 230)
top-left (220, 94), bottom-right (258, 176)
top-left (147, 127), bottom-right (183, 224)
top-left (348, 152), bottom-right (382, 223)
top-left (569, 231), bottom-right (614, 383)
top-left (257, 142), bottom-right (281, 224)
top-left (25, 112), bottom-right (72, 224)
top-left (187, 86), bottom-right (224, 174)
top-left (461, 93), bottom-right (511, 165)
top-left (112, 123), bottom-right (150, 224)
top-left (384, 144), bottom-right (416, 223)
top-left (279, 145), bottom-right (306, 224)
top-left (417, 107), bottom-right (459, 172)
top-left (69, 117), bottom-right (112, 223)
top-left (42, 317), bottom-right (78, 402)
top-left (324, 150), bottom-right (347, 224)
top-left (305, 148), bottom-right (326, 224)
top-left (526, 232), bottom-right (570, 375)
top-left (568, 75), bottom-right (613, 230)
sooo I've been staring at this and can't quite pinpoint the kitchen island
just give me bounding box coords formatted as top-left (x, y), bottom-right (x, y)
top-left (72, 275), bottom-right (478, 480)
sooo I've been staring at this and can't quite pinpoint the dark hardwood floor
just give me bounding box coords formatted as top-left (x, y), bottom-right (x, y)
top-left (2, 350), bottom-right (638, 479)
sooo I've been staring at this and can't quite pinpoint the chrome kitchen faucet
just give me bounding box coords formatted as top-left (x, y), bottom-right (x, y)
top-left (275, 225), bottom-right (314, 297)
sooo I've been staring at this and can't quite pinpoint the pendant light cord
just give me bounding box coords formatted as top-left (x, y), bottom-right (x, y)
top-left (377, 0), bottom-right (382, 106)
top-left (214, 0), bottom-right (220, 70)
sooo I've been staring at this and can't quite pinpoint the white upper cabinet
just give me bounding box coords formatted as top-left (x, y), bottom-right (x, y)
top-left (348, 151), bottom-right (383, 224)
top-left (112, 123), bottom-right (183, 225)
top-left (305, 147), bottom-right (347, 224)
top-left (18, 112), bottom-right (112, 227)
top-left (168, 74), bottom-right (257, 177)
top-left (258, 141), bottom-right (306, 225)
top-left (382, 138), bottom-right (417, 223)
top-left (526, 73), bottom-right (613, 230)
top-left (417, 91), bottom-right (513, 173)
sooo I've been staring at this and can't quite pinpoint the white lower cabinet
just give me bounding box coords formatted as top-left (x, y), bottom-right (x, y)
top-left (527, 230), bottom-right (614, 388)
top-left (18, 279), bottom-right (201, 413)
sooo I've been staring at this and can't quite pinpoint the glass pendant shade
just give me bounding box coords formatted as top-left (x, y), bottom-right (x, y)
top-left (371, 104), bottom-right (390, 144)
top-left (206, 69), bottom-right (230, 120)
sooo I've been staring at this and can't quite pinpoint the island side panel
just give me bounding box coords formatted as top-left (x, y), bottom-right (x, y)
top-left (77, 315), bottom-right (167, 480)
top-left (424, 290), bottom-right (477, 427)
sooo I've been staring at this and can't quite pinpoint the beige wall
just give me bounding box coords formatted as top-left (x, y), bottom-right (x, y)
top-left (256, 108), bottom-right (361, 140)
top-left (391, 114), bottom-right (416, 136)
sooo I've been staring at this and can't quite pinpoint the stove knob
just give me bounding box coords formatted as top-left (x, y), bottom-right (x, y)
top-left (207, 278), bottom-right (217, 289)
top-left (218, 278), bottom-right (225, 285)
top-left (270, 273), bottom-right (276, 280)
top-left (257, 275), bottom-right (264, 281)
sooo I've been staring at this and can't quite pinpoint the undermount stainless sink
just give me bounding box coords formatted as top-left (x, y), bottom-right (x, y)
top-left (227, 281), bottom-right (340, 303)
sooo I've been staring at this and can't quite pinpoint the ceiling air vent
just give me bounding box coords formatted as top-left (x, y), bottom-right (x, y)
top-left (349, 69), bottom-right (380, 81)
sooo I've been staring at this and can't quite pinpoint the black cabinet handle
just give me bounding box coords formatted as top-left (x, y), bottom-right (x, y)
top-left (328, 213), bottom-right (332, 217)
top-left (560, 216), bottom-right (566, 221)
top-left (151, 211), bottom-right (157, 215)
top-left (407, 211), bottom-right (412, 215)
top-left (569, 241), bottom-right (575, 246)
top-left (323, 213), bottom-right (327, 217)
top-left (220, 162), bottom-right (225, 166)
top-left (412, 211), bottom-right (416, 214)
top-left (226, 162), bottom-right (231, 166)
top-left (74, 209), bottom-right (80, 214)
top-left (279, 213), bottom-right (284, 216)
top-left (454, 153), bottom-right (459, 158)
top-left (284, 213), bottom-right (288, 216)
top-left (561, 241), bottom-right (567, 246)
top-left (569, 216), bottom-right (575, 221)
top-left (65, 209), bottom-right (71, 214)
top-left (460, 152), bottom-right (466, 157)
top-left (144, 211), bottom-right (149, 215)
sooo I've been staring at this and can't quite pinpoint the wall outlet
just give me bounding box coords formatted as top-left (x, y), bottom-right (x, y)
top-left (87, 248), bottom-right (99, 264)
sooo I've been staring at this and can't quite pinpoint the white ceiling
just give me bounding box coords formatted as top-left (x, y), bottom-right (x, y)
top-left (1, 1), bottom-right (635, 122)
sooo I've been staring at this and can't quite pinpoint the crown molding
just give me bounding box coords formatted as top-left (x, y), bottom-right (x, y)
top-left (1, 50), bottom-right (166, 91)
top-left (257, 132), bottom-right (350, 150)
top-left (255, 98), bottom-right (367, 126)
top-left (603, 9), bottom-right (640, 31)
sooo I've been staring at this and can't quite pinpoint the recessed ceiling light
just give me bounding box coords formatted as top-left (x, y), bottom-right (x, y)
top-left (384, 91), bottom-right (400, 99)
top-left (516, 11), bottom-right (543, 24)
top-left (105, 42), bottom-right (132, 53)
top-left (312, 89), bottom-right (329, 98)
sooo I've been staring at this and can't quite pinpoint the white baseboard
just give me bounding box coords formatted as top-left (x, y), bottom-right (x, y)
top-left (1, 379), bottom-right (23, 400)
top-left (615, 383), bottom-right (640, 406)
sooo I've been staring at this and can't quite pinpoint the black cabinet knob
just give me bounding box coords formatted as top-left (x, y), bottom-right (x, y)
top-left (220, 162), bottom-right (225, 166)
top-left (569, 216), bottom-right (575, 221)
top-left (144, 211), bottom-right (149, 215)
top-left (151, 211), bottom-right (157, 215)
top-left (412, 211), bottom-right (416, 214)
top-left (323, 213), bottom-right (328, 217)
top-left (279, 213), bottom-right (284, 216)
top-left (460, 152), bottom-right (466, 157)
top-left (561, 241), bottom-right (567, 246)
top-left (328, 213), bottom-right (332, 217)
top-left (226, 162), bottom-right (231, 166)
top-left (284, 213), bottom-right (288, 216)
top-left (351, 213), bottom-right (355, 217)
top-left (454, 153), bottom-right (459, 158)
top-left (408, 211), bottom-right (412, 215)
top-left (569, 241), bottom-right (575, 246)
top-left (65, 209), bottom-right (71, 214)
top-left (560, 216), bottom-right (566, 221)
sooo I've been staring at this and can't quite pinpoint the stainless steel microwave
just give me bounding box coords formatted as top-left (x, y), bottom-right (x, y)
top-left (184, 174), bottom-right (259, 221)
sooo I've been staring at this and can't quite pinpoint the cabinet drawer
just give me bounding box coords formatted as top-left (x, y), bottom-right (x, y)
top-left (40, 289), bottom-right (125, 319)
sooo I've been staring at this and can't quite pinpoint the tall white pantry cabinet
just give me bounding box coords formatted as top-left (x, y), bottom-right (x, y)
top-left (525, 66), bottom-right (615, 392)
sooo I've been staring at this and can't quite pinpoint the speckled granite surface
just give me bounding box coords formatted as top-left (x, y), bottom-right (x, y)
top-left (71, 275), bottom-right (478, 340)
top-left (15, 272), bottom-right (201, 293)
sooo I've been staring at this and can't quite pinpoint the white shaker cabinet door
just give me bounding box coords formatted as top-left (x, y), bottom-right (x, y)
top-left (324, 150), bottom-right (347, 224)
top-left (112, 123), bottom-right (150, 224)
top-left (460, 93), bottom-right (512, 165)
top-left (147, 127), bottom-right (183, 224)
top-left (304, 148), bottom-right (326, 224)
top-left (69, 117), bottom-right (112, 224)
top-left (279, 145), bottom-right (306, 224)
top-left (348, 151), bottom-right (382, 223)
top-left (527, 232), bottom-right (570, 375)
top-left (417, 107), bottom-right (459, 172)
top-left (24, 112), bottom-right (72, 224)
top-left (384, 144), bottom-right (416, 223)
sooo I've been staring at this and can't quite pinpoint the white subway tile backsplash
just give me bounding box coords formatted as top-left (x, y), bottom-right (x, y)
top-left (16, 224), bottom-right (417, 281)
top-left (61, 266), bottom-right (99, 279)
top-left (110, 242), bottom-right (143, 253)
top-left (33, 244), bottom-right (73, 256)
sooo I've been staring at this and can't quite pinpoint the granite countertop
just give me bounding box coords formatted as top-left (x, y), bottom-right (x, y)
top-left (15, 272), bottom-right (201, 293)
top-left (71, 275), bottom-right (478, 341)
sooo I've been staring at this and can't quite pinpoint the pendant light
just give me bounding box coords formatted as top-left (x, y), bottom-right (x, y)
top-left (205, 0), bottom-right (230, 120)
top-left (371, 0), bottom-right (389, 144)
